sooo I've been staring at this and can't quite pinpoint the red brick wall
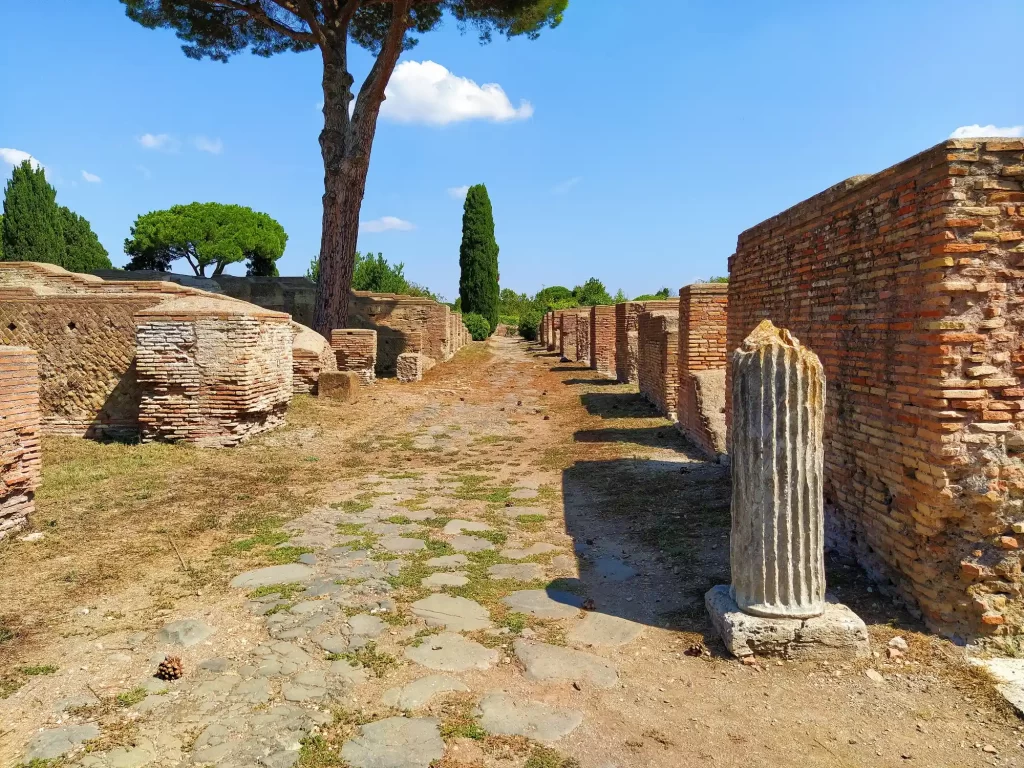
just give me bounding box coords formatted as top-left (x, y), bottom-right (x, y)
top-left (348, 293), bottom-right (453, 376)
top-left (331, 329), bottom-right (377, 385)
top-left (637, 310), bottom-right (679, 418)
top-left (677, 284), bottom-right (729, 456)
top-left (615, 300), bottom-right (679, 383)
top-left (575, 316), bottom-right (591, 366)
top-left (560, 311), bottom-right (582, 361)
top-left (590, 305), bottom-right (616, 376)
top-left (0, 346), bottom-right (40, 539)
top-left (728, 138), bottom-right (1024, 638)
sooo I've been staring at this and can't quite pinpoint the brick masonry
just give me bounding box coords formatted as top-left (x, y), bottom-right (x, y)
top-left (590, 305), bottom-right (617, 377)
top-left (292, 322), bottom-right (337, 395)
top-left (728, 138), bottom-right (1024, 638)
top-left (135, 297), bottom-right (293, 447)
top-left (331, 329), bottom-right (378, 385)
top-left (676, 284), bottom-right (729, 457)
top-left (575, 315), bottom-right (591, 366)
top-left (0, 346), bottom-right (40, 539)
top-left (637, 310), bottom-right (679, 419)
top-left (560, 311), bottom-right (581, 361)
top-left (615, 300), bottom-right (679, 383)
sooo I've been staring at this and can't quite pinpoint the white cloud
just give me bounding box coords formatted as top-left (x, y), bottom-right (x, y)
top-left (448, 185), bottom-right (470, 200)
top-left (950, 124), bottom-right (1024, 139)
top-left (194, 135), bottom-right (224, 154)
top-left (138, 133), bottom-right (179, 151)
top-left (0, 148), bottom-right (43, 169)
top-left (552, 176), bottom-right (582, 195)
top-left (360, 216), bottom-right (416, 234)
top-left (81, 170), bottom-right (101, 183)
top-left (381, 60), bottom-right (533, 126)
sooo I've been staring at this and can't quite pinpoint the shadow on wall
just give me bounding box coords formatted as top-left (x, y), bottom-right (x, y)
top-left (95, 360), bottom-right (142, 442)
top-left (579, 391), bottom-right (660, 419)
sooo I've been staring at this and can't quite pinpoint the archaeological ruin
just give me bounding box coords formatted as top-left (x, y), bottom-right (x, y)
top-left (0, 345), bottom-right (40, 539)
top-left (728, 138), bottom-right (1024, 638)
top-left (676, 283), bottom-right (729, 458)
top-left (637, 309), bottom-right (679, 420)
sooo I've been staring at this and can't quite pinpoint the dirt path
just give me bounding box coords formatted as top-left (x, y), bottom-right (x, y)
top-left (1, 336), bottom-right (1022, 767)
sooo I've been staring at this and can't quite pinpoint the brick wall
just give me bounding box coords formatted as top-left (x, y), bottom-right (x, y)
top-left (677, 284), bottom-right (729, 457)
top-left (637, 310), bottom-right (679, 419)
top-left (331, 329), bottom-right (377, 385)
top-left (615, 300), bottom-right (679, 383)
top-left (292, 322), bottom-right (337, 395)
top-left (135, 297), bottom-right (293, 447)
top-left (349, 292), bottom-right (462, 377)
top-left (576, 316), bottom-right (591, 366)
top-left (728, 138), bottom-right (1024, 639)
top-left (560, 311), bottom-right (580, 361)
top-left (590, 305), bottom-right (617, 377)
top-left (0, 346), bottom-right (40, 539)
top-left (549, 311), bottom-right (563, 352)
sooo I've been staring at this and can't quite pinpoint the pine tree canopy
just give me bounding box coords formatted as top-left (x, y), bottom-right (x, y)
top-left (123, 202), bottom-right (287, 277)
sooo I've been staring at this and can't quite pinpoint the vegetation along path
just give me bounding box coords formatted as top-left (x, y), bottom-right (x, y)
top-left (1, 336), bottom-right (1022, 767)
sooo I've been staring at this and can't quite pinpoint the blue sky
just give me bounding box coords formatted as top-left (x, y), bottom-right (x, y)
top-left (2, 0), bottom-right (1022, 301)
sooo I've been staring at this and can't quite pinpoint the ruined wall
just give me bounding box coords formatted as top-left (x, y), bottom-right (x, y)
top-left (677, 284), bottom-right (729, 457)
top-left (728, 138), bottom-right (1024, 639)
top-left (349, 293), bottom-right (456, 377)
top-left (560, 310), bottom-right (585, 362)
top-left (292, 323), bottom-right (337, 395)
top-left (135, 298), bottom-right (293, 447)
top-left (590, 305), bottom-right (617, 377)
top-left (576, 316), bottom-right (591, 366)
top-left (615, 300), bottom-right (678, 383)
top-left (331, 329), bottom-right (378, 385)
top-left (0, 346), bottom-right (40, 538)
top-left (637, 310), bottom-right (679, 419)
top-left (549, 311), bottom-right (563, 352)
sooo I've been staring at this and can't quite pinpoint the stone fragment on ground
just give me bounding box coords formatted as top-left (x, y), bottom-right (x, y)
top-left (382, 674), bottom-right (470, 710)
top-left (341, 717), bottom-right (445, 768)
top-left (230, 563), bottom-right (313, 588)
top-left (501, 543), bottom-right (558, 559)
top-left (476, 691), bottom-right (583, 743)
top-left (410, 594), bottom-right (491, 631)
top-left (514, 639), bottom-right (618, 688)
top-left (501, 589), bottom-right (583, 619)
top-left (405, 632), bottom-right (498, 671)
top-left (24, 725), bottom-right (101, 762)
top-left (567, 612), bottom-right (643, 647)
top-left (155, 618), bottom-right (214, 647)
top-left (282, 669), bottom-right (328, 701)
top-left (488, 563), bottom-right (545, 581)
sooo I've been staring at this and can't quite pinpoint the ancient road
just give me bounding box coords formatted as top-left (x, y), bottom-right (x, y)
top-left (3, 336), bottom-right (1021, 767)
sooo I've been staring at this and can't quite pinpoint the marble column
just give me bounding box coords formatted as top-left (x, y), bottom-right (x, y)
top-left (730, 319), bottom-right (825, 619)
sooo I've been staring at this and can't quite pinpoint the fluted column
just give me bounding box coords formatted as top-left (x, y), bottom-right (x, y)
top-left (731, 320), bottom-right (825, 619)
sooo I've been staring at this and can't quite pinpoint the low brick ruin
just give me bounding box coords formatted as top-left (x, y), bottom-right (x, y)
top-left (0, 346), bottom-right (41, 539)
top-left (676, 284), bottom-right (729, 457)
top-left (575, 315), bottom-right (591, 366)
top-left (292, 322), bottom-right (338, 395)
top-left (135, 297), bottom-right (293, 447)
top-left (637, 310), bottom-right (679, 419)
top-left (590, 305), bottom-right (616, 377)
top-left (559, 311), bottom-right (582, 361)
top-left (331, 329), bottom-right (378, 385)
top-left (729, 138), bottom-right (1024, 638)
top-left (615, 300), bottom-right (678, 383)
top-left (397, 352), bottom-right (428, 382)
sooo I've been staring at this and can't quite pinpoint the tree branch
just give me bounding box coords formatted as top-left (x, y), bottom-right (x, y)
top-left (201, 0), bottom-right (318, 43)
top-left (273, 0), bottom-right (325, 45)
top-left (353, 0), bottom-right (412, 118)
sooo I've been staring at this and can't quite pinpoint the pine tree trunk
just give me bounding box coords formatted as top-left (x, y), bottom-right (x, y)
top-left (314, 47), bottom-right (371, 337)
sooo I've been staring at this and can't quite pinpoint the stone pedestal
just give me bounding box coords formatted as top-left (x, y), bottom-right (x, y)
top-left (708, 320), bottom-right (868, 659)
top-left (318, 371), bottom-right (360, 402)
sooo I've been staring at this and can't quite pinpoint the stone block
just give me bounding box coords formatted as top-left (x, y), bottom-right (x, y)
top-left (318, 371), bottom-right (360, 402)
top-left (397, 352), bottom-right (424, 382)
top-left (705, 585), bottom-right (869, 661)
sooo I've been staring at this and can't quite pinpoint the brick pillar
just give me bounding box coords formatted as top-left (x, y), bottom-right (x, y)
top-left (0, 346), bottom-right (41, 539)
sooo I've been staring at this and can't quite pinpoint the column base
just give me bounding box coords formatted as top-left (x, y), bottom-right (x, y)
top-left (705, 585), bottom-right (870, 661)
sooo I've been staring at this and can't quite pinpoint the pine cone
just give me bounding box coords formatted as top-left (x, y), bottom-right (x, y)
top-left (156, 655), bottom-right (184, 681)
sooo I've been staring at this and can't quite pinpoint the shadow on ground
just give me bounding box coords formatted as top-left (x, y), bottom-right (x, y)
top-left (574, 426), bottom-right (684, 449)
top-left (549, 365), bottom-right (591, 372)
top-left (562, 377), bottom-right (620, 387)
top-left (580, 391), bottom-right (660, 419)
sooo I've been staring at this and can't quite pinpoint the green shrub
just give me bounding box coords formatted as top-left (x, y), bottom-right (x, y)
top-left (518, 307), bottom-right (542, 341)
top-left (464, 313), bottom-right (491, 341)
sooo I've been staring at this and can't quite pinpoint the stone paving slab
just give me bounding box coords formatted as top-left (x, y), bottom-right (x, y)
top-left (501, 543), bottom-right (558, 559)
top-left (379, 536), bottom-right (427, 553)
top-left (25, 724), bottom-right (101, 762)
top-left (382, 675), bottom-right (470, 710)
top-left (488, 563), bottom-right (545, 581)
top-left (501, 589), bottom-right (584, 619)
top-left (156, 618), bottom-right (214, 647)
top-left (410, 594), bottom-right (492, 631)
top-left (450, 535), bottom-right (494, 552)
top-left (476, 691), bottom-right (583, 743)
top-left (230, 563), bottom-right (314, 589)
top-left (514, 639), bottom-right (619, 688)
top-left (421, 571), bottom-right (470, 588)
top-left (405, 632), bottom-right (498, 671)
top-left (442, 519), bottom-right (492, 535)
top-left (341, 717), bottom-right (445, 768)
top-left (425, 554), bottom-right (469, 568)
top-left (567, 612), bottom-right (644, 647)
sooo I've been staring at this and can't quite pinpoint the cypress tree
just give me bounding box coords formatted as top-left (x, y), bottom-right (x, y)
top-left (2, 160), bottom-right (65, 264)
top-left (458, 184), bottom-right (499, 333)
top-left (60, 207), bottom-right (112, 271)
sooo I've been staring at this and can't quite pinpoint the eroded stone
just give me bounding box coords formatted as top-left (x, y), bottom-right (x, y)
top-left (410, 595), bottom-right (491, 631)
top-left (382, 675), bottom-right (469, 710)
top-left (405, 633), bottom-right (498, 672)
top-left (341, 717), bottom-right (444, 768)
top-left (501, 590), bottom-right (582, 619)
top-left (476, 691), bottom-right (583, 743)
top-left (514, 639), bottom-right (618, 688)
